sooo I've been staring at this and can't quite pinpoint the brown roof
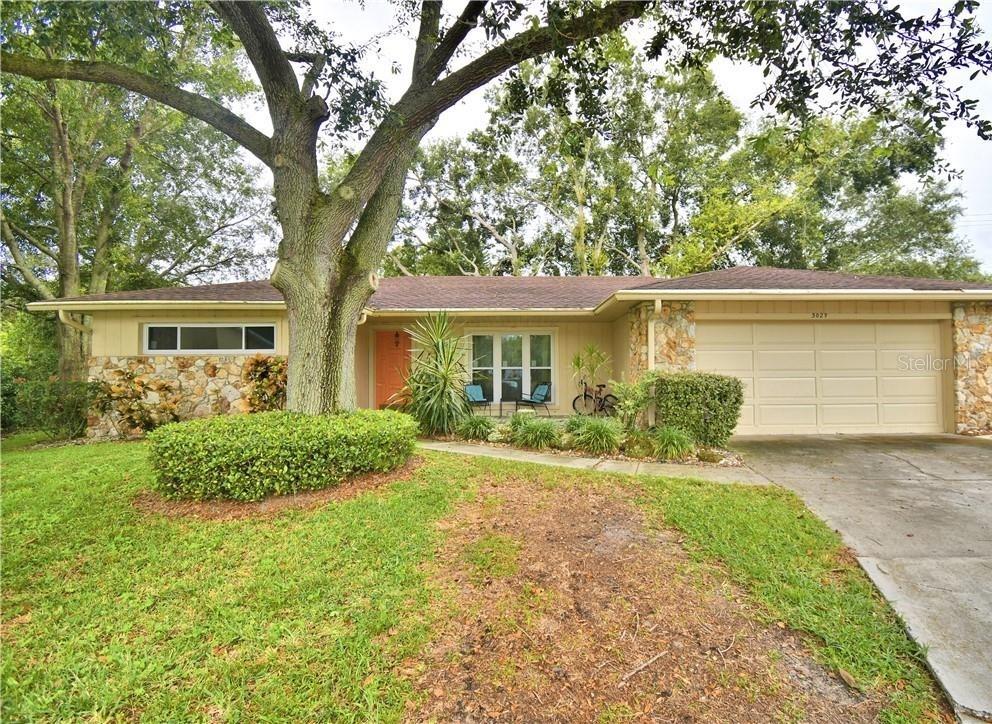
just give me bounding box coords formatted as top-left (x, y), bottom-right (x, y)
top-left (36, 266), bottom-right (990, 309)
top-left (636, 266), bottom-right (990, 291)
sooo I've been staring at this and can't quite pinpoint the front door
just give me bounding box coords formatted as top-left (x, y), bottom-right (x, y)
top-left (375, 330), bottom-right (411, 408)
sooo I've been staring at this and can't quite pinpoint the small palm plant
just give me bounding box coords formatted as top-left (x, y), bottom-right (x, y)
top-left (395, 313), bottom-right (470, 436)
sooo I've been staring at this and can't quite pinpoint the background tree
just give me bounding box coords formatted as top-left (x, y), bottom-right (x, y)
top-left (1, 3), bottom-right (272, 379)
top-left (5, 0), bottom-right (990, 410)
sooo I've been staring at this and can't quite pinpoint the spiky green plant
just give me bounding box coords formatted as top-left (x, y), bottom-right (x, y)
top-left (456, 414), bottom-right (496, 441)
top-left (395, 313), bottom-right (469, 435)
top-left (510, 416), bottom-right (560, 450)
top-left (571, 416), bottom-right (622, 455)
top-left (652, 426), bottom-right (695, 461)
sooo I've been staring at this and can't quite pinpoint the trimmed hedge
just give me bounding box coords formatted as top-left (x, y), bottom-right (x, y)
top-left (654, 372), bottom-right (743, 447)
top-left (148, 409), bottom-right (418, 501)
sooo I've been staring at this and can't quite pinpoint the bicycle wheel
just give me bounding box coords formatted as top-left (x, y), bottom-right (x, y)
top-left (600, 394), bottom-right (619, 416)
top-left (572, 393), bottom-right (596, 415)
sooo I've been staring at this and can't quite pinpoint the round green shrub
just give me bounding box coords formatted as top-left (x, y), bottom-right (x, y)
top-left (456, 414), bottom-right (496, 441)
top-left (564, 414), bottom-right (590, 434)
top-left (148, 409), bottom-right (418, 501)
top-left (510, 416), bottom-right (559, 450)
top-left (572, 417), bottom-right (622, 456)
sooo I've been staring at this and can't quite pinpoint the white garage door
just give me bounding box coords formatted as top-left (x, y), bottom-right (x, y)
top-left (695, 320), bottom-right (947, 434)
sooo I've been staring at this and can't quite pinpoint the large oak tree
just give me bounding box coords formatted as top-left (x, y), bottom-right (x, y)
top-left (3, 0), bottom-right (990, 412)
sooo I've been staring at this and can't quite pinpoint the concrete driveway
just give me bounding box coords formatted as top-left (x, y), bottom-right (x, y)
top-left (734, 435), bottom-right (992, 722)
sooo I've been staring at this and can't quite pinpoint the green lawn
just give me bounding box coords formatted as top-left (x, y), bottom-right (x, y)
top-left (1, 434), bottom-right (944, 721)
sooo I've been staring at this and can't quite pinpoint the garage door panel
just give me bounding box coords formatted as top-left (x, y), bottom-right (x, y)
top-left (820, 376), bottom-right (877, 398)
top-left (695, 320), bottom-right (946, 435)
top-left (877, 323), bottom-right (937, 345)
top-left (759, 404), bottom-right (818, 426)
top-left (695, 322), bottom-right (754, 345)
top-left (821, 404), bottom-right (879, 425)
top-left (757, 377), bottom-right (816, 399)
top-left (819, 349), bottom-right (877, 370)
top-left (882, 403), bottom-right (940, 425)
top-left (817, 323), bottom-right (876, 344)
top-left (696, 350), bottom-right (753, 372)
top-left (755, 323), bottom-right (814, 344)
top-left (757, 350), bottom-right (815, 371)
top-left (880, 375), bottom-right (939, 398)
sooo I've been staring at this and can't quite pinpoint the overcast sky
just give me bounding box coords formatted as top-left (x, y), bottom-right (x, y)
top-left (268, 1), bottom-right (992, 273)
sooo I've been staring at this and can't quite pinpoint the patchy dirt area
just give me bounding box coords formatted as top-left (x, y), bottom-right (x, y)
top-left (406, 475), bottom-right (882, 723)
top-left (133, 457), bottom-right (423, 520)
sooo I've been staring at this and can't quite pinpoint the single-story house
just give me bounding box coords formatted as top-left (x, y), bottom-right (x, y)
top-left (29, 266), bottom-right (992, 438)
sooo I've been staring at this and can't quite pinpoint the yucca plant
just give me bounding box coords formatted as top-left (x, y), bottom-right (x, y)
top-left (572, 416), bottom-right (622, 455)
top-left (456, 414), bottom-right (496, 441)
top-left (652, 426), bottom-right (695, 461)
top-left (395, 313), bottom-right (470, 436)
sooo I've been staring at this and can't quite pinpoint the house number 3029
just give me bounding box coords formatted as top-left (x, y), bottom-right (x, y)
top-left (811, 312), bottom-right (828, 319)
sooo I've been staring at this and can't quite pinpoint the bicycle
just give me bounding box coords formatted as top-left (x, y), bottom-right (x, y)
top-left (572, 380), bottom-right (618, 416)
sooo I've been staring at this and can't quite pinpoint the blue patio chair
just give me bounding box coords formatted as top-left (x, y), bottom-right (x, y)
top-left (465, 384), bottom-right (491, 415)
top-left (515, 382), bottom-right (551, 416)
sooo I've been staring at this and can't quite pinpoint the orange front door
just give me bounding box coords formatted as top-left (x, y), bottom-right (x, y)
top-left (375, 330), bottom-right (412, 408)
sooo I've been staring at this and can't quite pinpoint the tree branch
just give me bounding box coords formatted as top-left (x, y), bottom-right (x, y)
top-left (413, 0), bottom-right (443, 85)
top-left (1, 51), bottom-right (273, 165)
top-left (1, 214), bottom-right (55, 300)
top-left (419, 1), bottom-right (488, 83)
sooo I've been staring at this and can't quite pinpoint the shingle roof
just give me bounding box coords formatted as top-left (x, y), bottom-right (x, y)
top-left (636, 266), bottom-right (990, 291)
top-left (35, 266), bottom-right (990, 310)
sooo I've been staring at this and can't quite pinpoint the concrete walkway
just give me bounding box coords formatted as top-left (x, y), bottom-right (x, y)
top-left (416, 439), bottom-right (770, 485)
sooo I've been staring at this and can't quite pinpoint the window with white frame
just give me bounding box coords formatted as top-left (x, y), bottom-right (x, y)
top-left (144, 324), bottom-right (276, 354)
top-left (470, 332), bottom-right (553, 403)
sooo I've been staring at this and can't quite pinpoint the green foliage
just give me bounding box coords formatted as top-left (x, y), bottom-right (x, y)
top-left (92, 368), bottom-right (181, 437)
top-left (510, 416), bottom-right (559, 450)
top-left (148, 410), bottom-right (417, 501)
top-left (399, 314), bottom-right (470, 436)
top-left (571, 417), bottom-right (622, 456)
top-left (455, 414), bottom-right (496, 441)
top-left (509, 409), bottom-right (536, 432)
top-left (563, 414), bottom-right (590, 434)
top-left (0, 310), bottom-right (58, 380)
top-left (570, 343), bottom-right (611, 387)
top-left (620, 429), bottom-right (655, 459)
top-left (610, 376), bottom-right (654, 431)
top-left (653, 372), bottom-right (744, 448)
top-left (14, 380), bottom-right (98, 439)
top-left (651, 426), bottom-right (695, 461)
top-left (462, 534), bottom-right (521, 583)
top-left (241, 355), bottom-right (287, 412)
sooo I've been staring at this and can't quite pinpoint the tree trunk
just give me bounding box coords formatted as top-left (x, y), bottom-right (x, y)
top-left (57, 319), bottom-right (88, 381)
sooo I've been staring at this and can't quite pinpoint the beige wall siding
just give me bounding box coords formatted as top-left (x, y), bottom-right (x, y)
top-left (89, 309), bottom-right (289, 356)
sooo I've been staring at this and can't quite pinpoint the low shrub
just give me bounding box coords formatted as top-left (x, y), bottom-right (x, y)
top-left (652, 426), bottom-right (695, 461)
top-left (1, 370), bottom-right (21, 431)
top-left (242, 355), bottom-right (287, 412)
top-left (509, 409), bottom-right (536, 432)
top-left (148, 409), bottom-right (418, 501)
top-left (697, 447), bottom-right (724, 464)
top-left (654, 372), bottom-right (743, 447)
top-left (563, 414), bottom-right (590, 434)
top-left (510, 416), bottom-right (559, 450)
top-left (456, 414), bottom-right (495, 441)
top-left (14, 380), bottom-right (99, 439)
top-left (621, 429), bottom-right (655, 459)
top-left (572, 416), bottom-right (622, 456)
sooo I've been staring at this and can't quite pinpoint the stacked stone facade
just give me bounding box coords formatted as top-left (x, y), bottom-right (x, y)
top-left (952, 302), bottom-right (992, 435)
top-left (86, 355), bottom-right (261, 438)
top-left (625, 301), bottom-right (696, 379)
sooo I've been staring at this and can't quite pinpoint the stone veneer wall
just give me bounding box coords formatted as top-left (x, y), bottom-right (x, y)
top-left (86, 355), bottom-right (267, 439)
top-left (952, 302), bottom-right (992, 435)
top-left (625, 301), bottom-right (696, 378)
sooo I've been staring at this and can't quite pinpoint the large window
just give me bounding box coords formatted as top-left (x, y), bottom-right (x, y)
top-left (144, 324), bottom-right (276, 354)
top-left (470, 332), bottom-right (553, 403)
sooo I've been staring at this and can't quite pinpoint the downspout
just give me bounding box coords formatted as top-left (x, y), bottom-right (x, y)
top-left (58, 308), bottom-right (91, 335)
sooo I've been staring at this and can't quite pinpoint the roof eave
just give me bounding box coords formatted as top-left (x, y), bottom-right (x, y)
top-left (613, 289), bottom-right (992, 301)
top-left (26, 299), bottom-right (287, 312)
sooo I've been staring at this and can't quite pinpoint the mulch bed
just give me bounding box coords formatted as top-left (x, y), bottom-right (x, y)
top-left (404, 475), bottom-right (883, 723)
top-left (132, 456), bottom-right (424, 521)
